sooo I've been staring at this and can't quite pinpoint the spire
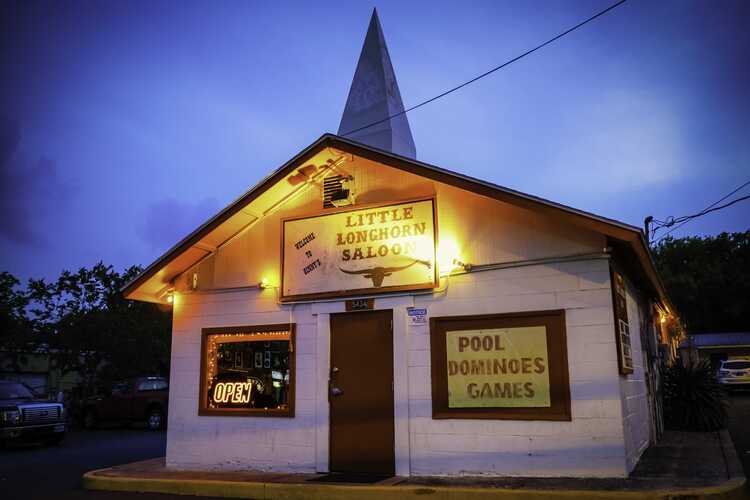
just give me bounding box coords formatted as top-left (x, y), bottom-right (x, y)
top-left (338, 9), bottom-right (416, 159)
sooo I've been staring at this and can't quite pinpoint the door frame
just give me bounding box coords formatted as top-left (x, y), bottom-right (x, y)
top-left (313, 297), bottom-right (412, 476)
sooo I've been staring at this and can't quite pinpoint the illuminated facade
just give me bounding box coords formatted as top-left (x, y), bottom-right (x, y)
top-left (123, 10), bottom-right (676, 478)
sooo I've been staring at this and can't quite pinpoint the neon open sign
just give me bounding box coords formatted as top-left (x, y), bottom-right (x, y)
top-left (212, 381), bottom-right (255, 404)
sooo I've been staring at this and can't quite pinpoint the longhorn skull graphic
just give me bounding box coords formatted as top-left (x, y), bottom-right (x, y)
top-left (339, 259), bottom-right (426, 287)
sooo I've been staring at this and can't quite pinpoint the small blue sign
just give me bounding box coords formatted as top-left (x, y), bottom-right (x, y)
top-left (407, 307), bottom-right (428, 325)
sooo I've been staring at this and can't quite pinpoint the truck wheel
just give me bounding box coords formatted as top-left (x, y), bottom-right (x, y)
top-left (83, 409), bottom-right (98, 429)
top-left (147, 408), bottom-right (164, 430)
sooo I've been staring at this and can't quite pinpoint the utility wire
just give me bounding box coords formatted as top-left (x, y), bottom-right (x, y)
top-left (341, 0), bottom-right (629, 138)
top-left (652, 179), bottom-right (750, 244)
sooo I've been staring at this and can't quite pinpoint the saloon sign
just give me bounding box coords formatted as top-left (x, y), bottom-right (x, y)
top-left (281, 198), bottom-right (437, 300)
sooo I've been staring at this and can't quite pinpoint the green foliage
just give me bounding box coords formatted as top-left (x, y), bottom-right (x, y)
top-left (662, 359), bottom-right (728, 431)
top-left (0, 263), bottom-right (171, 395)
top-left (0, 272), bottom-right (35, 370)
top-left (652, 231), bottom-right (750, 333)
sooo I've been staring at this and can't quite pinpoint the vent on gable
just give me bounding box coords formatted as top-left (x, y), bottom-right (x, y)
top-left (323, 175), bottom-right (344, 209)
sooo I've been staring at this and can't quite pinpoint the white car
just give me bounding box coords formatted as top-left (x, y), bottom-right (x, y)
top-left (717, 358), bottom-right (750, 390)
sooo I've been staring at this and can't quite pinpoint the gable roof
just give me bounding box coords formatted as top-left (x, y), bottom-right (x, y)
top-left (123, 133), bottom-right (672, 313)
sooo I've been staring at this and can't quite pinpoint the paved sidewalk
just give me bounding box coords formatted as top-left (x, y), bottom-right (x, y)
top-left (84, 430), bottom-right (746, 500)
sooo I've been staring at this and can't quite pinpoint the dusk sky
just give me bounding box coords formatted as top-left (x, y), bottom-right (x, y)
top-left (1, 0), bottom-right (748, 283)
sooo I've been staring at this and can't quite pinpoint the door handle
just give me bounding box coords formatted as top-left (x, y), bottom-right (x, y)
top-left (330, 387), bottom-right (343, 397)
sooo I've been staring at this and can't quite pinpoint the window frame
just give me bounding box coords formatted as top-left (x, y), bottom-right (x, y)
top-left (198, 324), bottom-right (296, 418)
top-left (429, 310), bottom-right (571, 421)
top-left (610, 267), bottom-right (634, 375)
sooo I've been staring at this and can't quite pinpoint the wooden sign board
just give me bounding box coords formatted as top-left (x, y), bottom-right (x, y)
top-left (445, 327), bottom-right (551, 408)
top-left (280, 198), bottom-right (438, 301)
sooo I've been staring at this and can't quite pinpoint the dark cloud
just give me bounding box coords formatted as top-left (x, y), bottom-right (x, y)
top-left (137, 197), bottom-right (220, 253)
top-left (0, 117), bottom-right (76, 247)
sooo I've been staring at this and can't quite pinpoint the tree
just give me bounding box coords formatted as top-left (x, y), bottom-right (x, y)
top-left (0, 272), bottom-right (35, 371)
top-left (651, 231), bottom-right (750, 333)
top-left (23, 263), bottom-right (172, 395)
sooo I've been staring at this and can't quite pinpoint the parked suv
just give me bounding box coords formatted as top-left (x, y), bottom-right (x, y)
top-left (717, 358), bottom-right (750, 391)
top-left (0, 380), bottom-right (66, 445)
top-left (83, 376), bottom-right (168, 430)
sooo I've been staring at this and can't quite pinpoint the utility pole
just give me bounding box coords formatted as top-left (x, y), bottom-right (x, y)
top-left (644, 216), bottom-right (654, 243)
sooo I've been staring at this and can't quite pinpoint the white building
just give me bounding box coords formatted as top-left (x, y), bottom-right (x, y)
top-left (124, 10), bottom-right (677, 478)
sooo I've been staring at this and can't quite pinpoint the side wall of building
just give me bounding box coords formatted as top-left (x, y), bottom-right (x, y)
top-left (618, 277), bottom-right (652, 473)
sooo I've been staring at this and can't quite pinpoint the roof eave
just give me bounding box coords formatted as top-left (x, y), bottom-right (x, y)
top-left (121, 133), bottom-right (336, 299)
top-left (123, 133), bottom-right (674, 316)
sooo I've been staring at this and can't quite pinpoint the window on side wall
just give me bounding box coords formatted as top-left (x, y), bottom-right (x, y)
top-left (429, 310), bottom-right (571, 421)
top-left (611, 269), bottom-right (634, 374)
top-left (199, 324), bottom-right (295, 417)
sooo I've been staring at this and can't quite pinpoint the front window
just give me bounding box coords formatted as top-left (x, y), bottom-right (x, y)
top-left (199, 324), bottom-right (295, 417)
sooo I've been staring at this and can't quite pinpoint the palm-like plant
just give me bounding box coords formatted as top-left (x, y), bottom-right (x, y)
top-left (662, 359), bottom-right (728, 431)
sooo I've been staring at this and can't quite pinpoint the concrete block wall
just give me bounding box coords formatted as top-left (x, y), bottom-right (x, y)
top-left (166, 289), bottom-right (318, 472)
top-left (165, 257), bottom-right (642, 477)
top-left (618, 279), bottom-right (652, 472)
top-left (409, 258), bottom-right (630, 477)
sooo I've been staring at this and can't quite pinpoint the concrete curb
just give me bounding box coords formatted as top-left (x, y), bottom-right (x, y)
top-left (83, 469), bottom-right (747, 500)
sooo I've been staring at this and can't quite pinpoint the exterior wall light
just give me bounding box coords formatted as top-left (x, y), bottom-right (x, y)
top-left (453, 258), bottom-right (472, 272)
top-left (437, 237), bottom-right (466, 276)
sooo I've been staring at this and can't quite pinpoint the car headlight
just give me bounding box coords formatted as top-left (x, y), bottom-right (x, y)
top-left (1, 410), bottom-right (21, 425)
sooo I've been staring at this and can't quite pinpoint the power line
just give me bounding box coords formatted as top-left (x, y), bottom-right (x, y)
top-left (667, 194), bottom-right (750, 226)
top-left (652, 179), bottom-right (750, 243)
top-left (341, 0), bottom-right (629, 138)
top-left (652, 179), bottom-right (750, 241)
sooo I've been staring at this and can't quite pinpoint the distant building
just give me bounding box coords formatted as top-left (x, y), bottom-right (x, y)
top-left (679, 332), bottom-right (750, 367)
top-left (123, 10), bottom-right (680, 479)
top-left (0, 350), bottom-right (80, 397)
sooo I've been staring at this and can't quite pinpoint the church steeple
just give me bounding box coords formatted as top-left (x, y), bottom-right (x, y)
top-left (338, 9), bottom-right (416, 159)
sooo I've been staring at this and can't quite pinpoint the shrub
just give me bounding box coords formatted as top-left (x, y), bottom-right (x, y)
top-left (662, 359), bottom-right (728, 431)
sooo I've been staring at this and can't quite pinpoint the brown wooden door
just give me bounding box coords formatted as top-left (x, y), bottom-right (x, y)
top-left (329, 310), bottom-right (394, 475)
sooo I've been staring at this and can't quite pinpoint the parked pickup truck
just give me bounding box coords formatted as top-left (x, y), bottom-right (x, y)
top-left (0, 380), bottom-right (66, 446)
top-left (83, 376), bottom-right (168, 430)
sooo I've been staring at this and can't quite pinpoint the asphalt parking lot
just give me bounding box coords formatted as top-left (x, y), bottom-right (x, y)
top-left (1, 395), bottom-right (748, 500)
top-left (0, 427), bottom-right (226, 500)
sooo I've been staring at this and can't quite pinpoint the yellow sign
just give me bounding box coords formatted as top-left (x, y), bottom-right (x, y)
top-left (446, 327), bottom-right (550, 408)
top-left (281, 199), bottom-right (437, 299)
